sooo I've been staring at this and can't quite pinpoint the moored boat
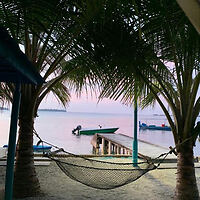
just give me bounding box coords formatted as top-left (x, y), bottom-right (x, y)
top-left (3, 144), bottom-right (52, 152)
top-left (139, 121), bottom-right (171, 131)
top-left (32, 145), bottom-right (52, 152)
top-left (72, 125), bottom-right (119, 135)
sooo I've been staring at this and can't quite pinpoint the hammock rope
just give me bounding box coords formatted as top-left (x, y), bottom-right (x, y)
top-left (33, 129), bottom-right (179, 189)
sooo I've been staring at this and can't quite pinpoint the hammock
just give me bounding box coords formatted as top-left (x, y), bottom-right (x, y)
top-left (46, 151), bottom-right (157, 189)
top-left (33, 130), bottom-right (174, 190)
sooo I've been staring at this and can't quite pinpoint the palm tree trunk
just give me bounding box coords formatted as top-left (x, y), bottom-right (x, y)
top-left (13, 107), bottom-right (40, 198)
top-left (174, 142), bottom-right (199, 200)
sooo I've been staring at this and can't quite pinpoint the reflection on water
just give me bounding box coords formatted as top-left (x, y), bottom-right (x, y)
top-left (0, 111), bottom-right (199, 156)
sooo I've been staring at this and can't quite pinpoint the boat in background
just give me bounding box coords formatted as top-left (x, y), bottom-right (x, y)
top-left (3, 144), bottom-right (52, 152)
top-left (72, 125), bottom-right (119, 135)
top-left (139, 121), bottom-right (171, 131)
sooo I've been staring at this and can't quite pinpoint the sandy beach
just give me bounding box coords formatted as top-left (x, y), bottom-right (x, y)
top-left (1, 158), bottom-right (200, 200)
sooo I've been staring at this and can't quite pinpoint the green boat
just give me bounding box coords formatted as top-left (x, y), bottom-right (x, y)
top-left (72, 126), bottom-right (119, 135)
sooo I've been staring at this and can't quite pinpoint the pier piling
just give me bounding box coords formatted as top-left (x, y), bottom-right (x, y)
top-left (91, 133), bottom-right (177, 161)
top-left (91, 133), bottom-right (133, 156)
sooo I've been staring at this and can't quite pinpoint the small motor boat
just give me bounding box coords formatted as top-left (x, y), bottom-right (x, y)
top-left (72, 125), bottom-right (82, 135)
top-left (139, 121), bottom-right (171, 131)
top-left (72, 125), bottom-right (118, 136)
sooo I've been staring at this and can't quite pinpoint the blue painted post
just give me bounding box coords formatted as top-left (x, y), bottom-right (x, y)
top-left (133, 101), bottom-right (138, 167)
top-left (5, 83), bottom-right (21, 200)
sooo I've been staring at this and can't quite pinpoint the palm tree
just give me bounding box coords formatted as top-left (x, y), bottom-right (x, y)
top-left (75, 1), bottom-right (200, 199)
top-left (0, 0), bottom-right (89, 197)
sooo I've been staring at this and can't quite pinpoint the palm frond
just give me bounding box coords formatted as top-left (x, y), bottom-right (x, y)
top-left (50, 82), bottom-right (70, 108)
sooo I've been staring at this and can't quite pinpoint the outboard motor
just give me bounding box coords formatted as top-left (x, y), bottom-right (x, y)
top-left (77, 125), bottom-right (82, 130)
top-left (72, 125), bottom-right (82, 135)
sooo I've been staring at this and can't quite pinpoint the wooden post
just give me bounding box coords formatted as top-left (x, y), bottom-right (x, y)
top-left (96, 141), bottom-right (100, 155)
top-left (114, 144), bottom-right (117, 154)
top-left (92, 146), bottom-right (96, 154)
top-left (108, 141), bottom-right (112, 155)
top-left (105, 140), bottom-right (108, 154)
top-left (124, 148), bottom-right (127, 155)
top-left (112, 144), bottom-right (114, 154)
top-left (117, 146), bottom-right (120, 155)
top-left (101, 137), bottom-right (105, 155)
top-left (96, 144), bottom-right (99, 155)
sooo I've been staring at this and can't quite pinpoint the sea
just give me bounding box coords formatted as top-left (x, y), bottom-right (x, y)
top-left (0, 110), bottom-right (200, 156)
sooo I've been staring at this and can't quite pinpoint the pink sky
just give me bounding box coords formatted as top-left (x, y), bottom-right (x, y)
top-left (39, 92), bottom-right (163, 114)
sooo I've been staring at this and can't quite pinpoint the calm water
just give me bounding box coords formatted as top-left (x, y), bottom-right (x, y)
top-left (0, 110), bottom-right (200, 156)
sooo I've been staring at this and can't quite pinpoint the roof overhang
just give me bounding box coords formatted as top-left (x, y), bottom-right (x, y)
top-left (0, 27), bottom-right (44, 84)
top-left (176, 0), bottom-right (200, 34)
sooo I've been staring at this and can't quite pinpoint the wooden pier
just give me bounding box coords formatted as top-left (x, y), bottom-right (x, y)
top-left (91, 133), bottom-right (177, 160)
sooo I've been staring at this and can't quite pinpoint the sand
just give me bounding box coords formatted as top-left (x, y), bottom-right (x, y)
top-left (0, 158), bottom-right (200, 200)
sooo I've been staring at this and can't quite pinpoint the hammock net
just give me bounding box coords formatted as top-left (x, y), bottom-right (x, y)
top-left (46, 152), bottom-right (156, 189)
top-left (34, 131), bottom-right (170, 190)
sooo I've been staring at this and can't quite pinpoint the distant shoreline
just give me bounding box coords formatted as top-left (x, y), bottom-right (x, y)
top-left (0, 107), bottom-right (9, 111)
top-left (38, 109), bottom-right (66, 112)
